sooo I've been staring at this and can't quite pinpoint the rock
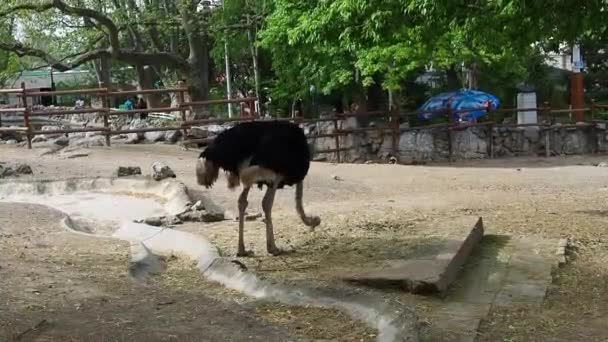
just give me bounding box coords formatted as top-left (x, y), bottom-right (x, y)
top-left (125, 133), bottom-right (140, 144)
top-left (116, 166), bottom-right (142, 177)
top-left (41, 125), bottom-right (65, 139)
top-left (389, 156), bottom-right (397, 164)
top-left (85, 131), bottom-right (101, 138)
top-left (144, 217), bottom-right (164, 227)
top-left (523, 127), bottom-right (540, 142)
top-left (165, 129), bottom-right (183, 144)
top-left (32, 135), bottom-right (49, 143)
top-left (53, 136), bottom-right (70, 147)
top-left (5, 139), bottom-right (17, 145)
top-left (142, 215), bottom-right (183, 227)
top-left (151, 162), bottom-right (176, 181)
top-left (15, 163), bottom-right (33, 175)
top-left (68, 132), bottom-right (86, 139)
top-left (189, 126), bottom-right (211, 138)
top-left (72, 136), bottom-right (105, 148)
top-left (0, 128), bottom-right (23, 142)
top-left (191, 200), bottom-right (205, 211)
top-left (0, 165), bottom-right (16, 178)
top-left (178, 210), bottom-right (225, 223)
top-left (165, 215), bottom-right (183, 226)
top-left (144, 131), bottom-right (165, 143)
top-left (111, 134), bottom-right (128, 140)
top-left (597, 162), bottom-right (608, 168)
top-left (39, 144), bottom-right (66, 156)
top-left (332, 175), bottom-right (343, 181)
top-left (245, 212), bottom-right (262, 221)
top-left (61, 149), bottom-right (90, 159)
top-left (129, 119), bottom-right (148, 139)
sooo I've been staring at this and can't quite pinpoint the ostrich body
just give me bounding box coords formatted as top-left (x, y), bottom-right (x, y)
top-left (195, 121), bottom-right (321, 256)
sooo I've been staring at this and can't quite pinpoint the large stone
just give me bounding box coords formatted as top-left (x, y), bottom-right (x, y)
top-left (53, 136), bottom-right (70, 147)
top-left (124, 133), bottom-right (140, 144)
top-left (71, 136), bottom-right (105, 148)
top-left (398, 130), bottom-right (435, 160)
top-left (31, 135), bottom-right (48, 143)
top-left (116, 166), bottom-right (142, 177)
top-left (342, 217), bottom-right (485, 296)
top-left (41, 125), bottom-right (65, 139)
top-left (144, 131), bottom-right (166, 143)
top-left (165, 129), bottom-right (183, 144)
top-left (15, 163), bottom-right (33, 175)
top-left (453, 129), bottom-right (487, 159)
top-left (178, 210), bottom-right (225, 223)
top-left (190, 126), bottom-right (211, 138)
top-left (4, 139), bottom-right (17, 145)
top-left (0, 127), bottom-right (23, 142)
top-left (151, 162), bottom-right (176, 181)
top-left (523, 127), bottom-right (540, 142)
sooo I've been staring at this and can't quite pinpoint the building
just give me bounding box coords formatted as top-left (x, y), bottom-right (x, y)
top-left (3, 68), bottom-right (95, 106)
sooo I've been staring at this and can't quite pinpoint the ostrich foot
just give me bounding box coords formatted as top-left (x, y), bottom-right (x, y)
top-left (236, 249), bottom-right (254, 258)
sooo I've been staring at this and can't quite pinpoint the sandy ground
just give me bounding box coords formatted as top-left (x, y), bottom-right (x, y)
top-left (1, 143), bottom-right (608, 341)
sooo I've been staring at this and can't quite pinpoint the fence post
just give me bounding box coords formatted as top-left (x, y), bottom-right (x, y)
top-left (177, 81), bottom-right (189, 147)
top-left (249, 98), bottom-right (257, 118)
top-left (543, 101), bottom-right (551, 158)
top-left (391, 102), bottom-right (400, 161)
top-left (333, 117), bottom-right (341, 163)
top-left (590, 99), bottom-right (599, 153)
top-left (447, 106), bottom-right (454, 162)
top-left (543, 101), bottom-right (551, 124)
top-left (487, 102), bottom-right (494, 159)
top-left (20, 82), bottom-right (32, 149)
top-left (98, 81), bottom-right (111, 146)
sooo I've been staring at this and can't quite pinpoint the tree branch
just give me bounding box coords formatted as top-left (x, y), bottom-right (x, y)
top-left (0, 1), bottom-right (190, 71)
top-left (0, 41), bottom-right (189, 72)
top-left (0, 0), bottom-right (120, 56)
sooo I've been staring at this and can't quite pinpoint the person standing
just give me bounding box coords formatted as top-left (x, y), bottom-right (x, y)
top-left (136, 97), bottom-right (148, 119)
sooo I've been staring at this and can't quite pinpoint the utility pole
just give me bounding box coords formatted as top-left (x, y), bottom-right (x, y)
top-left (570, 43), bottom-right (585, 122)
top-left (224, 39), bottom-right (233, 118)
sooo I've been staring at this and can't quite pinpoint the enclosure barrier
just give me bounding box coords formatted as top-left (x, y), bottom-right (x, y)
top-left (1, 82), bottom-right (606, 163)
top-left (0, 82), bottom-right (258, 149)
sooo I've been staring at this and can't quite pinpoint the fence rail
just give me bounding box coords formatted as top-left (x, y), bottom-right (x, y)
top-left (2, 81), bottom-right (607, 162)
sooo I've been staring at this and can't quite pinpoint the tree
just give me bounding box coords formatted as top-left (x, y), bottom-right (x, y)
top-left (0, 0), bottom-right (218, 117)
top-left (259, 0), bottom-right (607, 112)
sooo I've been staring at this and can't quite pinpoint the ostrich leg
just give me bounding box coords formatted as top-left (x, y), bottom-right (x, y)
top-left (237, 186), bottom-right (253, 257)
top-left (295, 181), bottom-right (321, 230)
top-left (262, 183), bottom-right (282, 256)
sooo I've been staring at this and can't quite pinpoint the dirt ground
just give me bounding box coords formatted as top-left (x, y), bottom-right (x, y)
top-left (1, 143), bottom-right (608, 341)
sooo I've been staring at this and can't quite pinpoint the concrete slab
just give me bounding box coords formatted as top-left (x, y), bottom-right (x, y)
top-left (342, 217), bottom-right (484, 296)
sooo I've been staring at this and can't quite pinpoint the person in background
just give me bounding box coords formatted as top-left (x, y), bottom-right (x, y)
top-left (124, 97), bottom-right (134, 120)
top-left (136, 97), bottom-right (148, 120)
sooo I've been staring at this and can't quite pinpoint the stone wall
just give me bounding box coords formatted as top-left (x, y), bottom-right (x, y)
top-left (307, 119), bottom-right (603, 163)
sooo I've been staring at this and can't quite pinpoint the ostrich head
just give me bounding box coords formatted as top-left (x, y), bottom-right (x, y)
top-left (196, 152), bottom-right (219, 188)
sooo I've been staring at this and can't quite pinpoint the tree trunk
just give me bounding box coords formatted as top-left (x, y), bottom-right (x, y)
top-left (467, 62), bottom-right (479, 90)
top-left (446, 64), bottom-right (461, 91)
top-left (135, 65), bottom-right (162, 107)
top-left (186, 57), bottom-right (210, 119)
top-left (247, 15), bottom-right (261, 116)
top-left (93, 55), bottom-right (114, 107)
top-left (180, 1), bottom-right (210, 120)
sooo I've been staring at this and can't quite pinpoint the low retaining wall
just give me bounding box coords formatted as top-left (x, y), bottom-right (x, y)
top-left (307, 118), bottom-right (602, 163)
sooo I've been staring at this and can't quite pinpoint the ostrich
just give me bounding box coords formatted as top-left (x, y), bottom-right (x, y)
top-left (195, 120), bottom-right (321, 256)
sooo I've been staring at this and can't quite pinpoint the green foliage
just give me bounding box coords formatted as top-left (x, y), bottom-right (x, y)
top-left (259, 1), bottom-right (543, 107)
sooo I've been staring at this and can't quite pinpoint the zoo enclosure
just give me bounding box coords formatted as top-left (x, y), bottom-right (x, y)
top-left (1, 82), bottom-right (607, 162)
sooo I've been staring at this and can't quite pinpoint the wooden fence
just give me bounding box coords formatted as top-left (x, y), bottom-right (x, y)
top-left (1, 82), bottom-right (606, 162)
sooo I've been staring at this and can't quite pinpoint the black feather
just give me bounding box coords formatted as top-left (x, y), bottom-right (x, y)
top-left (200, 121), bottom-right (311, 189)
